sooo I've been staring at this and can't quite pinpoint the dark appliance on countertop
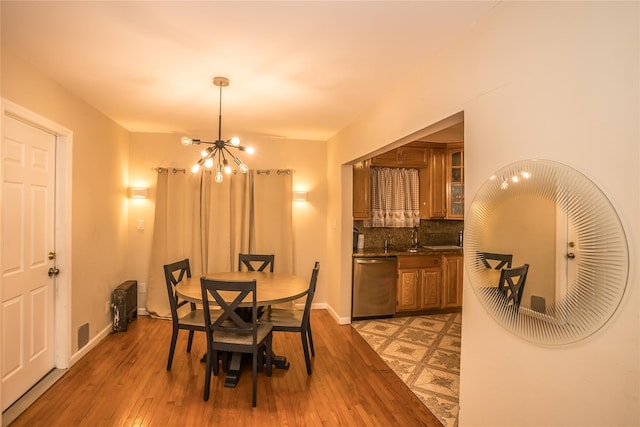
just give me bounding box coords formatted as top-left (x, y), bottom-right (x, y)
top-left (352, 257), bottom-right (397, 319)
top-left (353, 228), bottom-right (359, 251)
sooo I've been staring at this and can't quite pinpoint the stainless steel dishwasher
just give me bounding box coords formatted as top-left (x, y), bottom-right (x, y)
top-left (352, 257), bottom-right (397, 319)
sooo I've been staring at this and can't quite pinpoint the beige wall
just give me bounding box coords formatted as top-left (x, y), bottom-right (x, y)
top-left (1, 51), bottom-right (131, 354)
top-left (127, 133), bottom-right (328, 308)
top-left (327, 2), bottom-right (639, 425)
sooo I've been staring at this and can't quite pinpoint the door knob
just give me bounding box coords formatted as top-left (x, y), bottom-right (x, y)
top-left (48, 251), bottom-right (56, 260)
top-left (48, 267), bottom-right (60, 277)
top-left (567, 252), bottom-right (576, 259)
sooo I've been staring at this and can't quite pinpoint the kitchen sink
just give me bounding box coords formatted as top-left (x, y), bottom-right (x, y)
top-left (422, 245), bottom-right (463, 251)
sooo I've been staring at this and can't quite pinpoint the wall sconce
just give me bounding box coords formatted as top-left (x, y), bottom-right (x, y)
top-left (293, 191), bottom-right (308, 202)
top-left (128, 187), bottom-right (148, 199)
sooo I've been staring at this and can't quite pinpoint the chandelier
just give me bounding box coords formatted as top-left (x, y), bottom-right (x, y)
top-left (181, 76), bottom-right (254, 183)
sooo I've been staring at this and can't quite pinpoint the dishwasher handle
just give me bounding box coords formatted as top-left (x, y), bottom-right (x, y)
top-left (356, 258), bottom-right (395, 264)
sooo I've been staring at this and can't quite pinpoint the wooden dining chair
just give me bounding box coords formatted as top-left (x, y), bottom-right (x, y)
top-left (262, 262), bottom-right (320, 375)
top-left (498, 263), bottom-right (529, 310)
top-left (163, 259), bottom-right (208, 370)
top-left (238, 253), bottom-right (275, 272)
top-left (479, 252), bottom-right (513, 270)
top-left (201, 277), bottom-right (273, 407)
top-left (239, 253), bottom-right (276, 314)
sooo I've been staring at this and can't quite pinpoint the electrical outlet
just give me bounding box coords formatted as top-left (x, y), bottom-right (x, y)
top-left (139, 282), bottom-right (147, 293)
top-left (105, 301), bottom-right (111, 315)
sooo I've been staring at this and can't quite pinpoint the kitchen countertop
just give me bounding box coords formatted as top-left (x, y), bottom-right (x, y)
top-left (353, 246), bottom-right (464, 257)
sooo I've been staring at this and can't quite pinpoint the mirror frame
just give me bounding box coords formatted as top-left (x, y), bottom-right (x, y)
top-left (465, 159), bottom-right (629, 345)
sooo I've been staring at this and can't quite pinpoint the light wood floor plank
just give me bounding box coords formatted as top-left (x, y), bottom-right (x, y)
top-left (9, 310), bottom-right (442, 427)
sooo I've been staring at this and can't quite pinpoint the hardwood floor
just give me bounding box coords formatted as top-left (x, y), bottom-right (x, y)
top-left (9, 310), bottom-right (442, 426)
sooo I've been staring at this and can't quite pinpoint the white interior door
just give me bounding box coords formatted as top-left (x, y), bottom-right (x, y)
top-left (2, 116), bottom-right (56, 411)
top-left (555, 207), bottom-right (578, 315)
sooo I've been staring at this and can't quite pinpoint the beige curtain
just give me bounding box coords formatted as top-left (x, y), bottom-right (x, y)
top-left (251, 170), bottom-right (294, 274)
top-left (146, 168), bottom-right (293, 317)
top-left (369, 167), bottom-right (420, 228)
top-left (201, 171), bottom-right (251, 273)
top-left (146, 170), bottom-right (202, 318)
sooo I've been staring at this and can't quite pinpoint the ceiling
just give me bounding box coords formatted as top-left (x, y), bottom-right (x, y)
top-left (2, 1), bottom-right (496, 143)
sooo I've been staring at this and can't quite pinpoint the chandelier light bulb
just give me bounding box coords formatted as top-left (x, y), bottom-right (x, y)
top-left (230, 136), bottom-right (240, 146)
top-left (181, 136), bottom-right (194, 146)
top-left (215, 165), bottom-right (224, 183)
top-left (191, 164), bottom-right (200, 173)
top-left (246, 146), bottom-right (255, 155)
top-left (223, 159), bottom-right (232, 174)
top-left (239, 162), bottom-right (249, 174)
top-left (200, 149), bottom-right (209, 158)
top-left (204, 157), bottom-right (214, 168)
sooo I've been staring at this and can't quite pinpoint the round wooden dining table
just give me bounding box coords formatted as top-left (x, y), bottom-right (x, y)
top-left (175, 271), bottom-right (309, 388)
top-left (175, 271), bottom-right (309, 306)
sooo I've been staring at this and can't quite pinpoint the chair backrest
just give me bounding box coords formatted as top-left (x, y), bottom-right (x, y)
top-left (479, 252), bottom-right (513, 270)
top-left (238, 253), bottom-right (275, 272)
top-left (163, 259), bottom-right (192, 318)
top-left (301, 262), bottom-right (320, 326)
top-left (200, 278), bottom-right (259, 344)
top-left (498, 263), bottom-right (529, 309)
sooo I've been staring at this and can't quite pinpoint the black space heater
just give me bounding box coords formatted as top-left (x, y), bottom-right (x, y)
top-left (112, 280), bottom-right (137, 332)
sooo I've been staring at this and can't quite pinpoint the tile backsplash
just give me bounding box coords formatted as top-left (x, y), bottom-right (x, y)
top-left (354, 219), bottom-right (463, 250)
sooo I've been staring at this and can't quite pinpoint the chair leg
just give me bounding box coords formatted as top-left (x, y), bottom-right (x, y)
top-left (166, 327), bottom-right (178, 370)
top-left (212, 350), bottom-right (219, 376)
top-left (186, 330), bottom-right (195, 353)
top-left (252, 350), bottom-right (258, 407)
top-left (266, 335), bottom-right (273, 377)
top-left (301, 331), bottom-right (312, 375)
top-left (204, 350), bottom-right (212, 401)
top-left (307, 322), bottom-right (315, 357)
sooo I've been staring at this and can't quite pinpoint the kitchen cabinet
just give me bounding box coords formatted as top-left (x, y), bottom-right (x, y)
top-left (420, 145), bottom-right (464, 220)
top-left (396, 256), bottom-right (441, 312)
top-left (397, 254), bottom-right (463, 312)
top-left (442, 254), bottom-right (464, 308)
top-left (353, 159), bottom-right (371, 220)
top-left (370, 147), bottom-right (427, 167)
top-left (420, 147), bottom-right (446, 219)
top-left (446, 145), bottom-right (464, 219)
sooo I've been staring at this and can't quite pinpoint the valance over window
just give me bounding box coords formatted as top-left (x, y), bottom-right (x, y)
top-left (368, 167), bottom-right (420, 228)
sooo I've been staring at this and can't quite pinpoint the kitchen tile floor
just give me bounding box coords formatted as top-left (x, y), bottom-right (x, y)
top-left (352, 312), bottom-right (461, 427)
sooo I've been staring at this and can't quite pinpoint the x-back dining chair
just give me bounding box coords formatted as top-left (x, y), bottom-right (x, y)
top-left (479, 252), bottom-right (513, 270)
top-left (239, 253), bottom-right (276, 314)
top-left (262, 261), bottom-right (320, 375)
top-left (163, 258), bottom-right (209, 370)
top-left (201, 277), bottom-right (273, 407)
top-left (498, 263), bottom-right (530, 310)
top-left (238, 253), bottom-right (275, 272)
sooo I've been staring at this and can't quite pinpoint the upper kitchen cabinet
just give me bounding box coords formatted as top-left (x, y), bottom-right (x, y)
top-left (420, 147), bottom-right (446, 219)
top-left (446, 144), bottom-right (464, 219)
top-left (353, 159), bottom-right (371, 220)
top-left (370, 146), bottom-right (427, 167)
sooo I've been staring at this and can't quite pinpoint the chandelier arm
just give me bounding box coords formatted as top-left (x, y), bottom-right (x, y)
top-left (221, 145), bottom-right (237, 160)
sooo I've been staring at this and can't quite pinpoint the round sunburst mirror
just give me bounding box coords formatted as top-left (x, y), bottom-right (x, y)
top-left (465, 159), bottom-right (629, 345)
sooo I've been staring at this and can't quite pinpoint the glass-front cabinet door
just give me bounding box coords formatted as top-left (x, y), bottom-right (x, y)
top-left (447, 147), bottom-right (464, 219)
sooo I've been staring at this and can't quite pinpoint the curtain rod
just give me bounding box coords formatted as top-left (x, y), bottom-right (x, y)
top-left (257, 169), bottom-right (293, 175)
top-left (153, 167), bottom-right (186, 174)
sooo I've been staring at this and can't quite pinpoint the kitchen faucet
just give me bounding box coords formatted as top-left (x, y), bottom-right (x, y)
top-left (411, 226), bottom-right (419, 249)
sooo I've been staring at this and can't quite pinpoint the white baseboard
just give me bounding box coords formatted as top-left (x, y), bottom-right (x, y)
top-left (324, 304), bottom-right (352, 325)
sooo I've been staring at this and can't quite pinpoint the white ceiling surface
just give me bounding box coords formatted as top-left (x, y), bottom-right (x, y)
top-left (2, 1), bottom-right (497, 142)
